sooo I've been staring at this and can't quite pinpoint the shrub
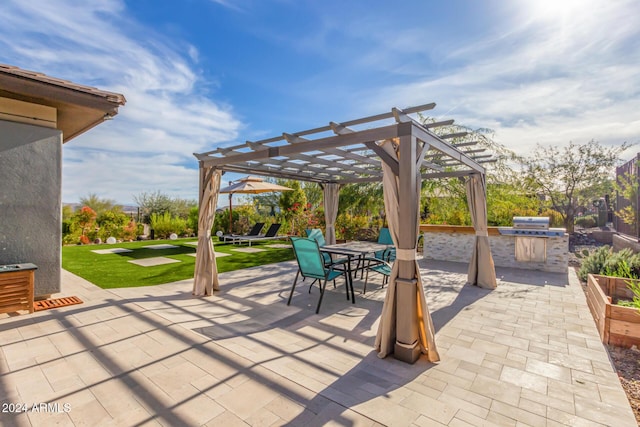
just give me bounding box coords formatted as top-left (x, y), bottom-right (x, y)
top-left (121, 221), bottom-right (138, 241)
top-left (539, 209), bottom-right (564, 228)
top-left (603, 260), bottom-right (637, 279)
top-left (577, 246), bottom-right (613, 281)
top-left (578, 246), bottom-right (640, 281)
top-left (575, 214), bottom-right (597, 229)
top-left (336, 213), bottom-right (375, 240)
top-left (603, 249), bottom-right (640, 277)
top-left (150, 212), bottom-right (187, 239)
top-left (188, 206), bottom-right (199, 232)
top-left (96, 210), bottom-right (130, 241)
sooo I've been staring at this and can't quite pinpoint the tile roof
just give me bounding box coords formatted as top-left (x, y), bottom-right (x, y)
top-left (0, 64), bottom-right (126, 141)
top-left (0, 64), bottom-right (125, 105)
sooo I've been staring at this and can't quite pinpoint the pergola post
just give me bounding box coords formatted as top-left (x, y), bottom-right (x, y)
top-left (394, 129), bottom-right (421, 363)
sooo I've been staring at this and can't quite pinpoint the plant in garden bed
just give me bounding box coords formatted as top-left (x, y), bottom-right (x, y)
top-left (602, 261), bottom-right (640, 310)
top-left (616, 274), bottom-right (640, 311)
top-left (150, 211), bottom-right (187, 239)
top-left (577, 246), bottom-right (640, 282)
top-left (625, 279), bottom-right (640, 311)
top-left (578, 249), bottom-right (640, 310)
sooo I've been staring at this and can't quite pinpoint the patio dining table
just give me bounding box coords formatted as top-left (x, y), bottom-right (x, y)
top-left (320, 241), bottom-right (393, 303)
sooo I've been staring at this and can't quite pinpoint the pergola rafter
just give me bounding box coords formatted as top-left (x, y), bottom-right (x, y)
top-left (194, 103), bottom-right (491, 184)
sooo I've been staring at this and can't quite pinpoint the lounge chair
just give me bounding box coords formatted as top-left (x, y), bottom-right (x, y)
top-left (287, 237), bottom-right (348, 313)
top-left (221, 222), bottom-right (264, 242)
top-left (230, 223), bottom-right (285, 246)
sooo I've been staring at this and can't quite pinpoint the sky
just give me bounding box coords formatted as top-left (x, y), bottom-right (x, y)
top-left (1, 0), bottom-right (639, 205)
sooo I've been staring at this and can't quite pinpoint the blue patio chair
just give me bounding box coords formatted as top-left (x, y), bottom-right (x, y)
top-left (288, 237), bottom-right (348, 313)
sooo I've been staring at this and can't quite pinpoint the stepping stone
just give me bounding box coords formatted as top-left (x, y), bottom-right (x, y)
top-left (265, 244), bottom-right (291, 249)
top-left (142, 244), bottom-right (179, 250)
top-left (91, 248), bottom-right (133, 254)
top-left (128, 257), bottom-right (181, 267)
top-left (186, 252), bottom-right (232, 258)
top-left (231, 247), bottom-right (266, 253)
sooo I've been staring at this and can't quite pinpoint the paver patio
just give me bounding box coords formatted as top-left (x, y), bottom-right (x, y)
top-left (0, 259), bottom-right (635, 426)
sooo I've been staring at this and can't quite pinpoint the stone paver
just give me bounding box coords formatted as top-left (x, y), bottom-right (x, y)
top-left (90, 248), bottom-right (133, 254)
top-left (265, 244), bottom-right (292, 249)
top-left (0, 260), bottom-right (636, 426)
top-left (142, 244), bottom-right (179, 250)
top-left (231, 247), bottom-right (266, 253)
top-left (127, 257), bottom-right (181, 267)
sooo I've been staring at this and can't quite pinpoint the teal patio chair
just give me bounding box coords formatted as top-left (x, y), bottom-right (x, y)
top-left (363, 258), bottom-right (392, 294)
top-left (305, 228), bottom-right (333, 266)
top-left (288, 237), bottom-right (348, 313)
top-left (375, 227), bottom-right (396, 262)
top-left (305, 228), bottom-right (326, 246)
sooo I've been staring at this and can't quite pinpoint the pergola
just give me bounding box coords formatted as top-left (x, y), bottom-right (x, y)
top-left (192, 103), bottom-right (497, 364)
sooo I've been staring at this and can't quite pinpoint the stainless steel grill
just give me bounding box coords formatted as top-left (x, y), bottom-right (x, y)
top-left (499, 216), bottom-right (564, 237)
top-left (513, 216), bottom-right (549, 230)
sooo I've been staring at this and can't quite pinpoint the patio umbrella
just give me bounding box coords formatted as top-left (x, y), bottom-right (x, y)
top-left (219, 176), bottom-right (292, 233)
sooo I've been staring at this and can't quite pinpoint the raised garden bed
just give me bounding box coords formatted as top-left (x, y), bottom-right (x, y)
top-left (587, 274), bottom-right (640, 348)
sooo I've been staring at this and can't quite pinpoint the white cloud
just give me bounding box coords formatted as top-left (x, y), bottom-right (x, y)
top-left (0, 0), bottom-right (241, 204)
top-left (358, 0), bottom-right (640, 154)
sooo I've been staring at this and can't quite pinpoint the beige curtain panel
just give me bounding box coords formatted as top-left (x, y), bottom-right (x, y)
top-left (323, 183), bottom-right (340, 245)
top-left (465, 173), bottom-right (497, 289)
top-left (193, 167), bottom-right (222, 296)
top-left (375, 140), bottom-right (440, 362)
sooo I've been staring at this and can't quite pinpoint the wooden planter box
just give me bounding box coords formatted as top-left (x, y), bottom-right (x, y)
top-left (586, 274), bottom-right (640, 348)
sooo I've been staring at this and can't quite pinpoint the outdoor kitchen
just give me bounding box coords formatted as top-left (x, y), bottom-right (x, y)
top-left (421, 217), bottom-right (568, 274)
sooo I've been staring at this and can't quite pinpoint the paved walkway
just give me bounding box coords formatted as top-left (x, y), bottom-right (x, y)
top-left (0, 260), bottom-right (636, 426)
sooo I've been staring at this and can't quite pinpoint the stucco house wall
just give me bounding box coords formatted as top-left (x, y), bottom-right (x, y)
top-left (0, 120), bottom-right (63, 297)
top-left (0, 64), bottom-right (125, 302)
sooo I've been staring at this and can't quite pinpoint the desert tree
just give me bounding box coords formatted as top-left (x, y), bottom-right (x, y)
top-left (521, 140), bottom-right (629, 233)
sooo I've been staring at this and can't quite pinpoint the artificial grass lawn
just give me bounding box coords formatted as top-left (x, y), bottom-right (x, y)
top-left (62, 238), bottom-right (294, 289)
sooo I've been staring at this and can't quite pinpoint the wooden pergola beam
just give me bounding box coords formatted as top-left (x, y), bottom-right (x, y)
top-left (195, 104), bottom-right (489, 184)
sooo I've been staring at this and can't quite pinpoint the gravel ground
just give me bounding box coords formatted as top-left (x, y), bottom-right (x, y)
top-left (608, 345), bottom-right (640, 424)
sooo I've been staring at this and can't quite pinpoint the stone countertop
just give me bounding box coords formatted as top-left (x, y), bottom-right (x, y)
top-left (0, 263), bottom-right (38, 273)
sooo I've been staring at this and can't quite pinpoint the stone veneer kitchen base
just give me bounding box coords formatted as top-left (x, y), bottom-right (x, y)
top-left (421, 225), bottom-right (568, 273)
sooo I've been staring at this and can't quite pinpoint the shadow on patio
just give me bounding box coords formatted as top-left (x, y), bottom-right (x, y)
top-left (0, 259), bottom-right (635, 426)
